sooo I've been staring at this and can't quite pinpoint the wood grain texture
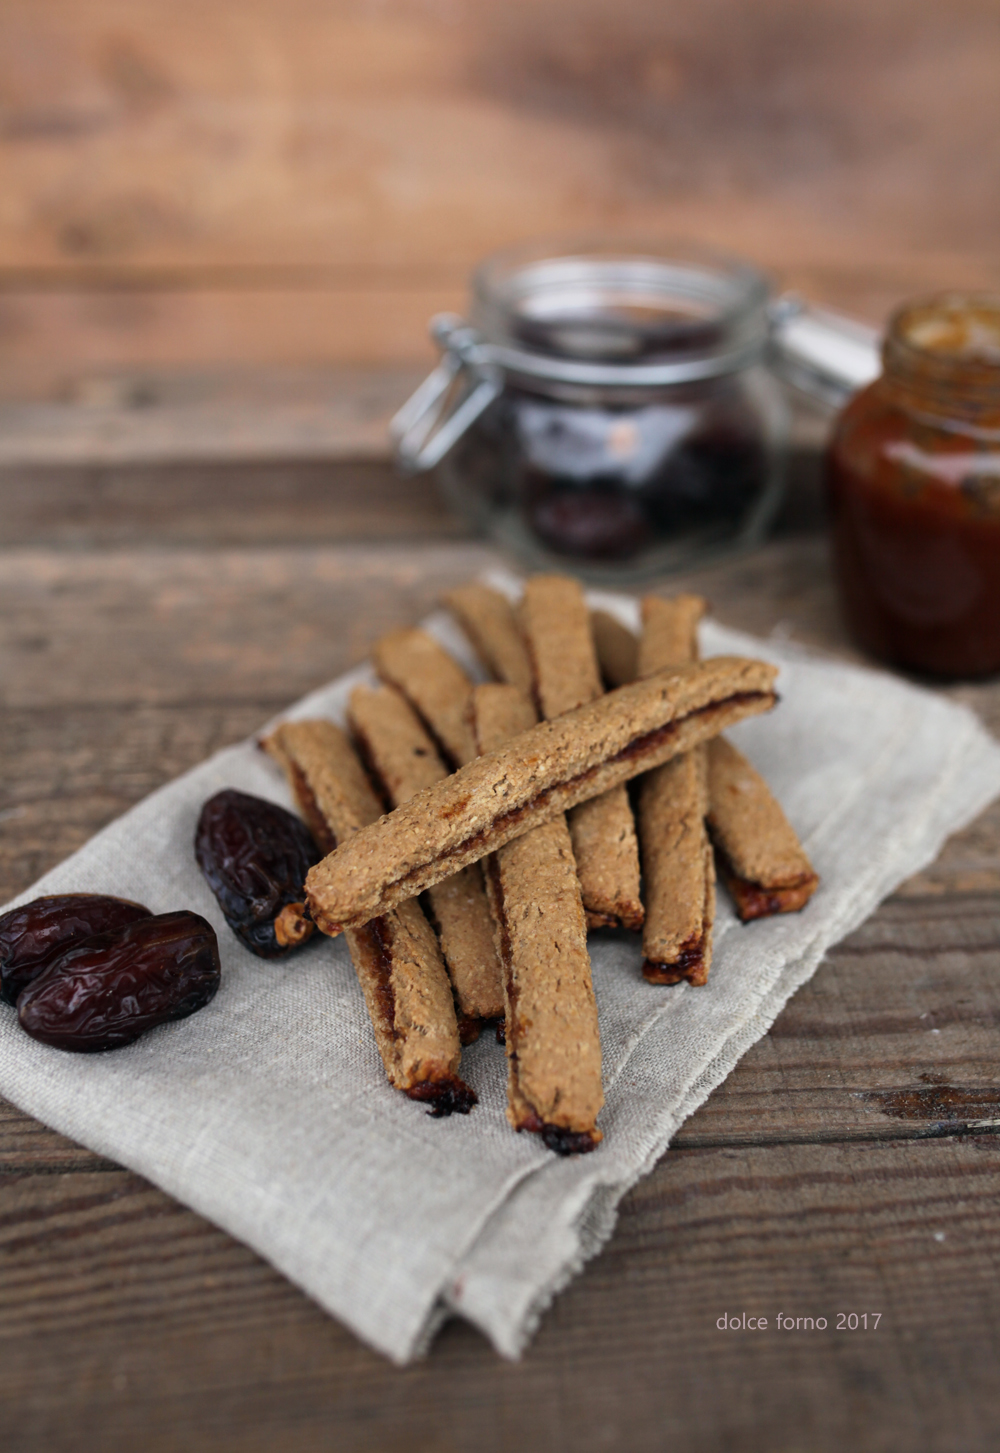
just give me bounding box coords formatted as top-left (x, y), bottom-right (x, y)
top-left (1, 1141), bottom-right (999, 1453)
top-left (0, 459), bottom-right (463, 545)
top-left (1, 486), bottom-right (999, 1447)
top-left (0, 367), bottom-right (426, 468)
top-left (1, 1), bottom-right (1000, 393)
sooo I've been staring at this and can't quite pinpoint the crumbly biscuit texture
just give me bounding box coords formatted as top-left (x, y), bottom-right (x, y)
top-left (343, 902), bottom-right (464, 1093)
top-left (349, 683), bottom-right (503, 1021)
top-left (446, 584), bottom-right (534, 698)
top-left (523, 576), bottom-right (642, 930)
top-left (304, 657), bottom-right (779, 933)
top-left (372, 627), bottom-right (477, 767)
top-left (568, 789), bottom-right (644, 932)
top-left (424, 863), bottom-right (504, 1021)
top-left (263, 719), bottom-right (382, 849)
top-left (263, 719), bottom-right (469, 1108)
top-left (638, 750), bottom-right (714, 985)
top-left (474, 684), bottom-right (603, 1147)
top-left (381, 896), bottom-right (466, 1087)
top-left (472, 682), bottom-right (538, 755)
top-left (521, 575), bottom-right (603, 717)
top-left (634, 593), bottom-right (714, 981)
top-left (489, 817), bottom-right (603, 1140)
top-left (707, 736), bottom-right (819, 914)
top-left (638, 595), bottom-right (707, 678)
top-left (349, 683), bottom-right (447, 804)
top-left (591, 610), bottom-right (639, 689)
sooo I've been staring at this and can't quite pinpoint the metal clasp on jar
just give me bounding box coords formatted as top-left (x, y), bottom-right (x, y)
top-left (390, 315), bottom-right (503, 473)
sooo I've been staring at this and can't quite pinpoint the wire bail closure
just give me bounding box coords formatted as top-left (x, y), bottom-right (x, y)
top-left (390, 316), bottom-right (503, 474)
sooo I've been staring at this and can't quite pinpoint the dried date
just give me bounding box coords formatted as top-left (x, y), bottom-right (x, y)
top-left (0, 894), bottom-right (152, 1007)
top-left (17, 911), bottom-right (221, 1053)
top-left (195, 789), bottom-right (321, 957)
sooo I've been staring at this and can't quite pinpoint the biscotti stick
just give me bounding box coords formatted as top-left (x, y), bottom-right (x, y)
top-left (446, 583), bottom-right (534, 698)
top-left (521, 575), bottom-right (643, 932)
top-left (637, 594), bottom-right (714, 985)
top-left (591, 610), bottom-right (639, 690)
top-left (640, 598), bottom-right (819, 921)
top-left (372, 627), bottom-right (477, 767)
top-left (707, 735), bottom-right (819, 920)
top-left (349, 683), bottom-right (504, 1026)
top-left (304, 656), bottom-right (778, 935)
top-left (637, 594), bottom-right (707, 681)
top-left (474, 684), bottom-right (603, 1154)
top-left (262, 719), bottom-right (475, 1115)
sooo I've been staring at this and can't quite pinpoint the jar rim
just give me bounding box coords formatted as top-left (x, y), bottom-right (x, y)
top-left (468, 235), bottom-right (771, 387)
top-left (885, 292), bottom-right (1000, 401)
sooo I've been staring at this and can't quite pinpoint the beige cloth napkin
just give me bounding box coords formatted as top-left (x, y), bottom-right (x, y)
top-left (2, 594), bottom-right (999, 1363)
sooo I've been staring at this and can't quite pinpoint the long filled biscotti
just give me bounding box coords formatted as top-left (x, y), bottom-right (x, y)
top-left (636, 594), bottom-right (714, 985)
top-left (372, 627), bottom-right (477, 768)
top-left (262, 719), bottom-right (475, 1115)
top-left (303, 655), bottom-right (778, 935)
top-left (521, 575), bottom-right (644, 932)
top-left (349, 683), bottom-right (504, 1026)
top-left (707, 735), bottom-right (819, 920)
top-left (474, 684), bottom-right (603, 1153)
top-left (446, 583), bottom-right (534, 698)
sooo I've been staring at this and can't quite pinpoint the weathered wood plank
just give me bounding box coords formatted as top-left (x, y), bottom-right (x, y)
top-left (0, 702), bottom-right (278, 900)
top-left (3, 1), bottom-right (999, 278)
top-left (2, 2), bottom-right (1000, 393)
top-left (0, 1101), bottom-right (115, 1174)
top-left (1, 1138), bottom-right (998, 1452)
top-left (0, 367), bottom-right (426, 467)
top-left (5, 261), bottom-right (998, 401)
top-left (0, 459), bottom-right (464, 546)
top-left (0, 543), bottom-right (496, 712)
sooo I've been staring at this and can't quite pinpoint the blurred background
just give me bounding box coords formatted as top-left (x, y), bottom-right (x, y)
top-left (2, 0), bottom-right (999, 406)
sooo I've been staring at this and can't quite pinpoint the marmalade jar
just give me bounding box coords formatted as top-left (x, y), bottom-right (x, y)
top-left (827, 294), bottom-right (1000, 678)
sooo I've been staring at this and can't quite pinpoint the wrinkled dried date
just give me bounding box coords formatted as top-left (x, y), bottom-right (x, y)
top-left (17, 911), bottom-right (221, 1053)
top-left (195, 789), bottom-right (320, 957)
top-left (0, 894), bottom-right (152, 1007)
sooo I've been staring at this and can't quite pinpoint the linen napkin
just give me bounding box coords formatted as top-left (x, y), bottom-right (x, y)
top-left (2, 595), bottom-right (999, 1364)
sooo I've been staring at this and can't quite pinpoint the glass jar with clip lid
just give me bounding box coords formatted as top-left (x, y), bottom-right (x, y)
top-left (392, 237), bottom-right (878, 582)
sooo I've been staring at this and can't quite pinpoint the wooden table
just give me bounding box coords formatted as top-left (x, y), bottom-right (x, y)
top-left (2, 452), bottom-right (999, 1453)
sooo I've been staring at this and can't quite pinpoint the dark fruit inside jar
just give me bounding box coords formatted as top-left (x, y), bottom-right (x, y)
top-left (195, 789), bottom-right (320, 957)
top-left (17, 910), bottom-right (221, 1053)
top-left (494, 385), bottom-right (770, 563)
top-left (526, 484), bottom-right (648, 560)
top-left (0, 893), bottom-right (152, 1007)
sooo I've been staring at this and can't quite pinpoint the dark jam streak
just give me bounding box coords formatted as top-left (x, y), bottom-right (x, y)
top-left (642, 932), bottom-right (706, 986)
top-left (519, 1111), bottom-right (602, 1156)
top-left (715, 855), bottom-right (818, 922)
top-left (363, 916), bottom-right (399, 1041)
top-left (406, 1077), bottom-right (477, 1117)
top-left (457, 1015), bottom-right (482, 1046)
top-left (540, 1125), bottom-right (601, 1156)
top-left (286, 762), bottom-right (338, 855)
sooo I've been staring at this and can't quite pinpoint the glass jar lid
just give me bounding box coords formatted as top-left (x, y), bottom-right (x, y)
top-left (468, 237), bottom-right (771, 387)
top-left (881, 293), bottom-right (1000, 428)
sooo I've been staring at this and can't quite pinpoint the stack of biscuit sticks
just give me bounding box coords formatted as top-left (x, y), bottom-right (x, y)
top-left (262, 575), bottom-right (817, 1155)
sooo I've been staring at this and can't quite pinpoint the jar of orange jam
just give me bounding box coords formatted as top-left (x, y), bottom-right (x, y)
top-left (827, 294), bottom-right (1000, 678)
